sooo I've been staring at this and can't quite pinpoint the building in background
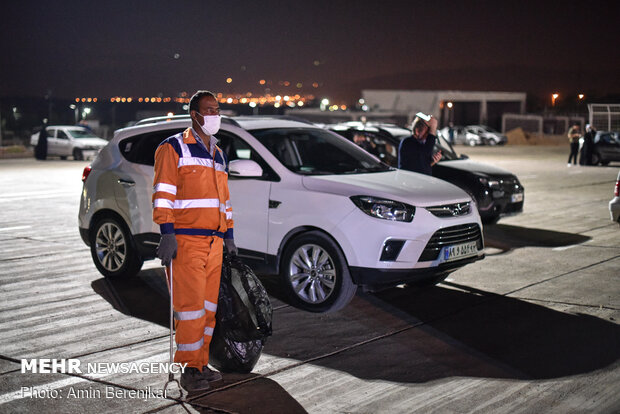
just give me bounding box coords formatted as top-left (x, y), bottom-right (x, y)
top-left (362, 90), bottom-right (527, 130)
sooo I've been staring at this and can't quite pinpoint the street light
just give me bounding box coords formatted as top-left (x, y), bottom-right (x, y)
top-left (552, 93), bottom-right (559, 106)
top-left (320, 98), bottom-right (329, 111)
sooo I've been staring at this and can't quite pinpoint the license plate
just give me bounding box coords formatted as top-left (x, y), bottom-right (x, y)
top-left (443, 241), bottom-right (478, 262)
top-left (511, 193), bottom-right (523, 203)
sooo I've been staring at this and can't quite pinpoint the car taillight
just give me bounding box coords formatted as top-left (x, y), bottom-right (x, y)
top-left (615, 180), bottom-right (619, 197)
top-left (82, 165), bottom-right (92, 182)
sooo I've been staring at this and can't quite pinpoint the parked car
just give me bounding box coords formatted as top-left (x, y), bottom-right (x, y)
top-left (79, 116), bottom-right (485, 312)
top-left (463, 125), bottom-right (507, 146)
top-left (579, 131), bottom-right (620, 166)
top-left (327, 122), bottom-right (524, 224)
top-left (31, 126), bottom-right (108, 160)
top-left (610, 170), bottom-right (620, 224)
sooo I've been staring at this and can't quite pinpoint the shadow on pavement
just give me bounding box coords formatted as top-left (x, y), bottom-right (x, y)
top-left (186, 373), bottom-right (307, 414)
top-left (92, 263), bottom-right (619, 387)
top-left (483, 224), bottom-right (591, 254)
top-left (91, 268), bottom-right (170, 328)
top-left (316, 282), bottom-right (620, 382)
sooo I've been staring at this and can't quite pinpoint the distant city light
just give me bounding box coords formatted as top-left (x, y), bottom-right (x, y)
top-left (275, 95), bottom-right (282, 101)
top-left (297, 101), bottom-right (304, 107)
top-left (296, 83), bottom-right (302, 88)
top-left (226, 77), bottom-right (232, 84)
top-left (358, 98), bottom-right (365, 105)
top-left (362, 104), bottom-right (369, 111)
top-left (167, 112), bottom-right (174, 117)
top-left (283, 96), bottom-right (289, 101)
top-left (259, 79), bottom-right (266, 85)
top-left (340, 105), bottom-right (347, 110)
top-left (227, 98), bottom-right (233, 103)
top-left (552, 93), bottom-right (559, 106)
top-left (578, 94), bottom-right (585, 100)
top-left (249, 102), bottom-right (257, 108)
top-left (447, 101), bottom-right (453, 109)
top-left (274, 102), bottom-right (281, 108)
top-left (312, 82), bottom-right (319, 88)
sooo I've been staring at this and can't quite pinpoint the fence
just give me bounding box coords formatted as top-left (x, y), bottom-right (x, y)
top-left (502, 113), bottom-right (585, 135)
top-left (588, 104), bottom-right (620, 131)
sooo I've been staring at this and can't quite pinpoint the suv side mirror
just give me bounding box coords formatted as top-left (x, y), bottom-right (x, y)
top-left (229, 159), bottom-right (263, 178)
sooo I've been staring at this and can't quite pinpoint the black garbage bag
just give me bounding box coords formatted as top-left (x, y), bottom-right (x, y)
top-left (209, 255), bottom-right (273, 373)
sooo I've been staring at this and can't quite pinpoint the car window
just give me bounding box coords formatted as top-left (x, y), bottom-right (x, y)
top-left (70, 129), bottom-right (99, 139)
top-left (119, 128), bottom-right (184, 166)
top-left (57, 130), bottom-right (69, 139)
top-left (46, 128), bottom-right (56, 138)
top-left (251, 128), bottom-right (391, 175)
top-left (216, 131), bottom-right (279, 181)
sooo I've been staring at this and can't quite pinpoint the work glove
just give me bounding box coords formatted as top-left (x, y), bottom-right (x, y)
top-left (224, 238), bottom-right (238, 257)
top-left (157, 233), bottom-right (177, 266)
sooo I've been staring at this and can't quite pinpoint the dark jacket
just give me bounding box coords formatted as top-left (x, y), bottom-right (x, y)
top-left (398, 134), bottom-right (436, 175)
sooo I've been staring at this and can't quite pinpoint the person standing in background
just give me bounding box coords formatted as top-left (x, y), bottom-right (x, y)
top-left (567, 123), bottom-right (581, 166)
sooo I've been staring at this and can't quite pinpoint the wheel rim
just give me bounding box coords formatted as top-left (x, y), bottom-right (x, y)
top-left (95, 222), bottom-right (127, 272)
top-left (288, 244), bottom-right (336, 304)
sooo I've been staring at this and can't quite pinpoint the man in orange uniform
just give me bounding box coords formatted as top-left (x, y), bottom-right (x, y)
top-left (152, 90), bottom-right (236, 392)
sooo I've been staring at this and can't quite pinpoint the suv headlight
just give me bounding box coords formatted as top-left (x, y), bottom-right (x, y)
top-left (478, 177), bottom-right (500, 187)
top-left (350, 196), bottom-right (415, 222)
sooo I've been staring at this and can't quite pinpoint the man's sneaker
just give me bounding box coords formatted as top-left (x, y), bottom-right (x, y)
top-left (180, 367), bottom-right (210, 392)
top-left (201, 366), bottom-right (223, 382)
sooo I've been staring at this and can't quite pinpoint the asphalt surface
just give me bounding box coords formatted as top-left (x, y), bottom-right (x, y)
top-left (0, 145), bottom-right (618, 414)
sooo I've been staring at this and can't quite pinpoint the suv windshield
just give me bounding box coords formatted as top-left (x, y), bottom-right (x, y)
top-left (69, 129), bottom-right (99, 139)
top-left (251, 128), bottom-right (392, 175)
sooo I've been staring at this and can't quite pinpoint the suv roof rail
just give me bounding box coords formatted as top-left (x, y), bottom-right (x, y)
top-left (134, 114), bottom-right (241, 128)
top-left (234, 115), bottom-right (315, 126)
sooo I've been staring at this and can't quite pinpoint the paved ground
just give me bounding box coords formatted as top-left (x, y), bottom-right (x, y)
top-left (0, 145), bottom-right (618, 413)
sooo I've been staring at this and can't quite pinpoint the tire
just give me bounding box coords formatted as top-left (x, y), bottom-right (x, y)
top-left (590, 152), bottom-right (600, 166)
top-left (280, 231), bottom-right (357, 313)
top-left (488, 139), bottom-right (497, 146)
top-left (60, 156), bottom-right (67, 160)
top-left (467, 139), bottom-right (476, 147)
top-left (89, 216), bottom-right (143, 278)
top-left (73, 148), bottom-right (84, 161)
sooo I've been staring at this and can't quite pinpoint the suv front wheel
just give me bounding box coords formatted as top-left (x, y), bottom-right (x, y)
top-left (280, 231), bottom-right (357, 313)
top-left (89, 216), bottom-right (143, 278)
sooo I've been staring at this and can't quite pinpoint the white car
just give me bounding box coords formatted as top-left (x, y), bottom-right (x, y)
top-left (79, 116), bottom-right (485, 312)
top-left (31, 125), bottom-right (108, 160)
top-left (465, 125), bottom-right (508, 146)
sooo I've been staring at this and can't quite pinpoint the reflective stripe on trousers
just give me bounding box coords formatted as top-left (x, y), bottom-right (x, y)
top-left (170, 234), bottom-right (223, 369)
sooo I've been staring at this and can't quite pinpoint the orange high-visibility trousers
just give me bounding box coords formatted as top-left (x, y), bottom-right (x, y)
top-left (168, 235), bottom-right (222, 370)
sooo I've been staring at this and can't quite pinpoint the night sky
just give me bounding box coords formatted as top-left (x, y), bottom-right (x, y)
top-left (2, 0), bottom-right (619, 104)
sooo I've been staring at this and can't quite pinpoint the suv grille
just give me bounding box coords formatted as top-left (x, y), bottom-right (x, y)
top-left (426, 202), bottom-right (471, 217)
top-left (498, 177), bottom-right (522, 194)
top-left (419, 223), bottom-right (483, 261)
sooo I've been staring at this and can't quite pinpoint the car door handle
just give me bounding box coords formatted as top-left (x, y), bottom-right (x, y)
top-left (118, 179), bottom-right (135, 187)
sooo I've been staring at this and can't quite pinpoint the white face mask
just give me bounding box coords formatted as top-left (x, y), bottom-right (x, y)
top-left (198, 114), bottom-right (221, 136)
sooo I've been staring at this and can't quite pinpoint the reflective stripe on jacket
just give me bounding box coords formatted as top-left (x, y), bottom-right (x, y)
top-left (152, 128), bottom-right (234, 238)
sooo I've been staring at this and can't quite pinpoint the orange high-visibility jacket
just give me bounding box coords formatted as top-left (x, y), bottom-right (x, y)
top-left (152, 128), bottom-right (233, 238)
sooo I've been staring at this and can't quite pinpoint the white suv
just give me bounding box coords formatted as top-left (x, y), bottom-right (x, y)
top-left (31, 125), bottom-right (108, 160)
top-left (79, 116), bottom-right (485, 312)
